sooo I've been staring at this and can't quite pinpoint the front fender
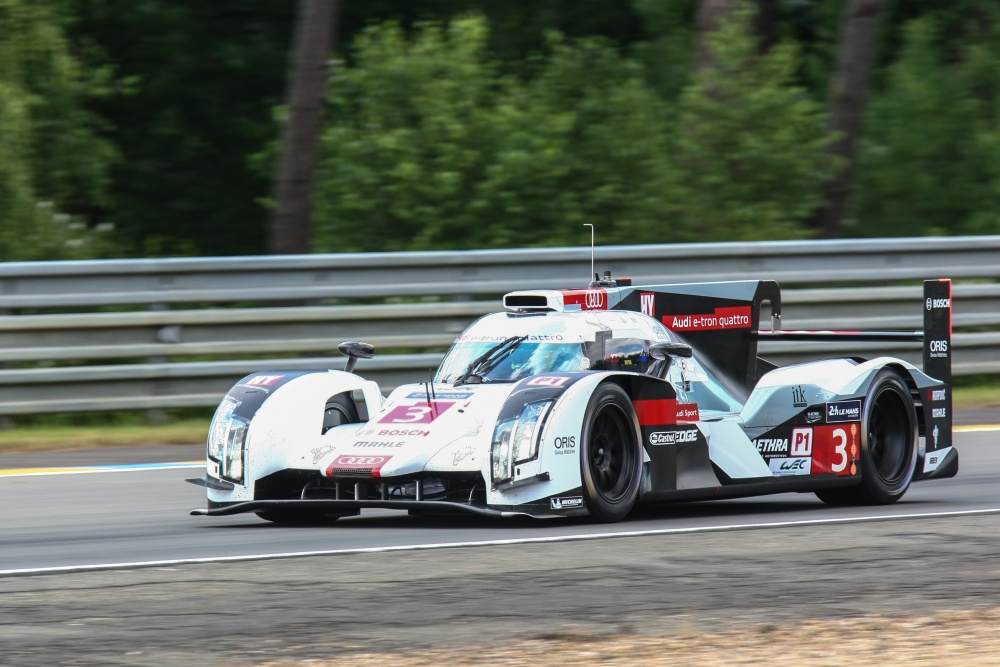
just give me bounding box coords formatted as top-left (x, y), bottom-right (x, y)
top-left (206, 370), bottom-right (382, 503)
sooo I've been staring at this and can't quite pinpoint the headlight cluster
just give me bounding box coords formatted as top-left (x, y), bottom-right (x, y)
top-left (491, 400), bottom-right (552, 484)
top-left (208, 396), bottom-right (249, 484)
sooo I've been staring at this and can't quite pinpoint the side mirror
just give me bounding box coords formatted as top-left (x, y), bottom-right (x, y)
top-left (338, 341), bottom-right (375, 374)
top-left (649, 342), bottom-right (693, 361)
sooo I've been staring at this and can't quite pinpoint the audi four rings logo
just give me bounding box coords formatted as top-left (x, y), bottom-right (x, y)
top-left (333, 455), bottom-right (388, 466)
top-left (585, 290), bottom-right (605, 309)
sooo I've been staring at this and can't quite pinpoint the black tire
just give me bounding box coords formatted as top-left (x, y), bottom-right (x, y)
top-left (580, 384), bottom-right (642, 522)
top-left (816, 369), bottom-right (917, 506)
top-left (322, 393), bottom-right (361, 434)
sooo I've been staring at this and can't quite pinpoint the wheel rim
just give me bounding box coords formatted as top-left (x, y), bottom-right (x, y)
top-left (587, 404), bottom-right (635, 502)
top-left (867, 385), bottom-right (912, 485)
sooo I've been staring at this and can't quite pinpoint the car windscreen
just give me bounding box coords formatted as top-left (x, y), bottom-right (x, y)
top-left (436, 341), bottom-right (587, 384)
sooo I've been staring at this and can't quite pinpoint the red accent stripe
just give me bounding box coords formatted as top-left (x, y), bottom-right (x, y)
top-left (632, 400), bottom-right (700, 425)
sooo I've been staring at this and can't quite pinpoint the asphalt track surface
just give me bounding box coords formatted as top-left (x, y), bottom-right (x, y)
top-left (0, 413), bottom-right (998, 665)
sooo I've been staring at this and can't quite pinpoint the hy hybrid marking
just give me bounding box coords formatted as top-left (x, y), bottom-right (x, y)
top-left (3, 507), bottom-right (1000, 577)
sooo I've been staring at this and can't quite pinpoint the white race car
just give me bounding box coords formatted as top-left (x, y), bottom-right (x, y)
top-left (190, 276), bottom-right (957, 523)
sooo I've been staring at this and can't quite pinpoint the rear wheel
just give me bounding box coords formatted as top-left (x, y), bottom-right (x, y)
top-left (816, 369), bottom-right (917, 506)
top-left (580, 384), bottom-right (642, 522)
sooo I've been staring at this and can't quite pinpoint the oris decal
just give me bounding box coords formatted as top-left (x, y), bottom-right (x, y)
top-left (553, 436), bottom-right (577, 455)
top-left (826, 400), bottom-right (861, 423)
top-left (928, 340), bottom-right (949, 358)
top-left (649, 429), bottom-right (699, 445)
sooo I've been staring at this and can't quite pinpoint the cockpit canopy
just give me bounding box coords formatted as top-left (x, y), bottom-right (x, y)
top-left (434, 310), bottom-right (674, 385)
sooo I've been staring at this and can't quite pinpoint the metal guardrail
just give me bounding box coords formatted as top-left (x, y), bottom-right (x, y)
top-left (0, 236), bottom-right (997, 415)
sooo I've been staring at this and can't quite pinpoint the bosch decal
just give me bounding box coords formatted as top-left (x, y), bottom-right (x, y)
top-left (378, 429), bottom-right (431, 437)
top-left (826, 400), bottom-right (861, 423)
top-left (926, 298), bottom-right (951, 310)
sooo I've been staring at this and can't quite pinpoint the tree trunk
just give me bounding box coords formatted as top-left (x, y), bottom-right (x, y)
top-left (754, 0), bottom-right (779, 54)
top-left (696, 0), bottom-right (777, 72)
top-left (810, 0), bottom-right (884, 239)
top-left (269, 0), bottom-right (338, 255)
top-left (695, 0), bottom-right (737, 73)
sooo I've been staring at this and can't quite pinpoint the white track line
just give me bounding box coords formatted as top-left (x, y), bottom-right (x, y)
top-left (3, 507), bottom-right (1000, 577)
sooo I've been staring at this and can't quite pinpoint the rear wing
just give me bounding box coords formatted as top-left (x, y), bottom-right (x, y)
top-left (615, 277), bottom-right (952, 392)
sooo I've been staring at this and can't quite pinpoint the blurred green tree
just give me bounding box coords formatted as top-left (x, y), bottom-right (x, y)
top-left (663, 2), bottom-right (835, 241)
top-left (65, 0), bottom-right (295, 256)
top-left (852, 11), bottom-right (1000, 236)
top-left (0, 0), bottom-right (118, 260)
top-left (311, 16), bottom-right (672, 252)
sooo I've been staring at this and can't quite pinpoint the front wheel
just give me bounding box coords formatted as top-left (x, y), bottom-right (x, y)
top-left (580, 384), bottom-right (642, 522)
top-left (816, 368), bottom-right (917, 506)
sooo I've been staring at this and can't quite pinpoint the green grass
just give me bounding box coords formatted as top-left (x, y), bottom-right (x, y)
top-left (0, 419), bottom-right (208, 454)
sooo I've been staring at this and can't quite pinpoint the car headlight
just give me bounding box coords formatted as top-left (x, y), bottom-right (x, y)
top-left (209, 395), bottom-right (241, 462)
top-left (208, 396), bottom-right (248, 484)
top-left (491, 400), bottom-right (552, 485)
top-left (491, 418), bottom-right (514, 484)
top-left (223, 416), bottom-right (248, 484)
top-left (513, 401), bottom-right (552, 464)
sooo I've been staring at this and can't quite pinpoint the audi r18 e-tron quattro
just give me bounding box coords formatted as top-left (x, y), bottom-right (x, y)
top-left (190, 275), bottom-right (957, 523)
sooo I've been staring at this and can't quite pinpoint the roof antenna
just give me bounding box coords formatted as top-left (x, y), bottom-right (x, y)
top-left (583, 223), bottom-right (595, 282)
